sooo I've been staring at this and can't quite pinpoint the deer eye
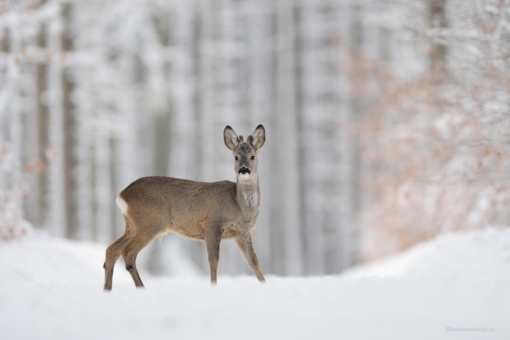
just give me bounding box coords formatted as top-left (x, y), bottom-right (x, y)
top-left (235, 156), bottom-right (239, 160)
top-left (250, 156), bottom-right (255, 160)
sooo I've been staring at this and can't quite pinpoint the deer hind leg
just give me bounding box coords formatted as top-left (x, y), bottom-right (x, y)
top-left (205, 225), bottom-right (224, 285)
top-left (121, 233), bottom-right (154, 288)
top-left (235, 233), bottom-right (266, 282)
top-left (103, 216), bottom-right (135, 291)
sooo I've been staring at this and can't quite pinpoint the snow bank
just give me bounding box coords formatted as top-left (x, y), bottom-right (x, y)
top-left (344, 228), bottom-right (510, 281)
top-left (0, 233), bottom-right (132, 288)
top-left (1, 229), bottom-right (509, 340)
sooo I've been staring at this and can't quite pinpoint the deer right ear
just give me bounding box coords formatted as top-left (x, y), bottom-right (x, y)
top-left (224, 126), bottom-right (240, 152)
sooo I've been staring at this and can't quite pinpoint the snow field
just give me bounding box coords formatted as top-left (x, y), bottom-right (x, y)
top-left (1, 229), bottom-right (510, 340)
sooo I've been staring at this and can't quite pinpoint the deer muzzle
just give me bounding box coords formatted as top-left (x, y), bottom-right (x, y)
top-left (238, 166), bottom-right (251, 177)
top-left (238, 167), bottom-right (251, 176)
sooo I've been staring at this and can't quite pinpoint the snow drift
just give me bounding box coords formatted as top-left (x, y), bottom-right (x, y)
top-left (1, 228), bottom-right (509, 339)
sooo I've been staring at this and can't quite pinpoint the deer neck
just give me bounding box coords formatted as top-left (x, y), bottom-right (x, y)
top-left (236, 175), bottom-right (260, 214)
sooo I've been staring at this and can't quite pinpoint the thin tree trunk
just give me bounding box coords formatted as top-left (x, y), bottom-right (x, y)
top-left (268, 7), bottom-right (286, 274)
top-left (345, 2), bottom-right (364, 269)
top-left (294, 0), bottom-right (309, 275)
top-left (429, 0), bottom-right (447, 75)
top-left (278, 0), bottom-right (302, 276)
top-left (61, 3), bottom-right (79, 239)
top-left (35, 22), bottom-right (49, 230)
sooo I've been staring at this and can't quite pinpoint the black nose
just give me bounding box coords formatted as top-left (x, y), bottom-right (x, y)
top-left (239, 167), bottom-right (251, 175)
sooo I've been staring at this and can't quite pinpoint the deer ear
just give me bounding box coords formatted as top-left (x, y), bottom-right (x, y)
top-left (250, 125), bottom-right (265, 150)
top-left (224, 126), bottom-right (240, 152)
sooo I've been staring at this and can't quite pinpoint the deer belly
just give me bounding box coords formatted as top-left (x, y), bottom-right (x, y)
top-left (222, 224), bottom-right (243, 239)
top-left (171, 223), bottom-right (205, 240)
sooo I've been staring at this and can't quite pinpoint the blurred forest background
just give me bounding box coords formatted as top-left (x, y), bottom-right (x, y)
top-left (1, 0), bottom-right (509, 277)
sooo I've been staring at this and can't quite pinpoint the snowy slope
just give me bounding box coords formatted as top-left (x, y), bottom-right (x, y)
top-left (344, 228), bottom-right (510, 281)
top-left (1, 229), bottom-right (509, 340)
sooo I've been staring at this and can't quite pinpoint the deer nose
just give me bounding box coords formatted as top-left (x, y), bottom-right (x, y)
top-left (238, 167), bottom-right (251, 175)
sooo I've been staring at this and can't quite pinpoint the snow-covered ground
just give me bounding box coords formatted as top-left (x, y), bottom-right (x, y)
top-left (1, 229), bottom-right (509, 340)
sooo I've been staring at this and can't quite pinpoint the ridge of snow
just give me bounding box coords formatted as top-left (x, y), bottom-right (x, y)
top-left (343, 227), bottom-right (510, 281)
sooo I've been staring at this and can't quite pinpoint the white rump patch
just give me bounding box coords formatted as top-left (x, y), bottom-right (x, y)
top-left (116, 196), bottom-right (128, 215)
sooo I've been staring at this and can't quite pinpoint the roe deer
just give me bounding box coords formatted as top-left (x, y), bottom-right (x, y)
top-left (103, 125), bottom-right (266, 290)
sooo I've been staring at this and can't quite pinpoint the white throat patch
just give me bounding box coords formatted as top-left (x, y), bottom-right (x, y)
top-left (243, 191), bottom-right (259, 208)
top-left (239, 173), bottom-right (251, 180)
top-left (238, 174), bottom-right (257, 183)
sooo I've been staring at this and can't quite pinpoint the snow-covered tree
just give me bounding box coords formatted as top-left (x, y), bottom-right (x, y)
top-left (360, 0), bottom-right (510, 260)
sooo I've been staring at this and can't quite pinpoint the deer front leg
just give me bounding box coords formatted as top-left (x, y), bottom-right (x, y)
top-left (235, 233), bottom-right (266, 282)
top-left (205, 225), bottom-right (224, 285)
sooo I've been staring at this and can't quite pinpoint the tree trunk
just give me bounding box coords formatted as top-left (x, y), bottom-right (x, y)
top-left (35, 22), bottom-right (49, 230)
top-left (429, 0), bottom-right (447, 75)
top-left (61, 3), bottom-right (79, 239)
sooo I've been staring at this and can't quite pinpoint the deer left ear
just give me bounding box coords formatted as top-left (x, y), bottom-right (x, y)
top-left (250, 125), bottom-right (265, 150)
